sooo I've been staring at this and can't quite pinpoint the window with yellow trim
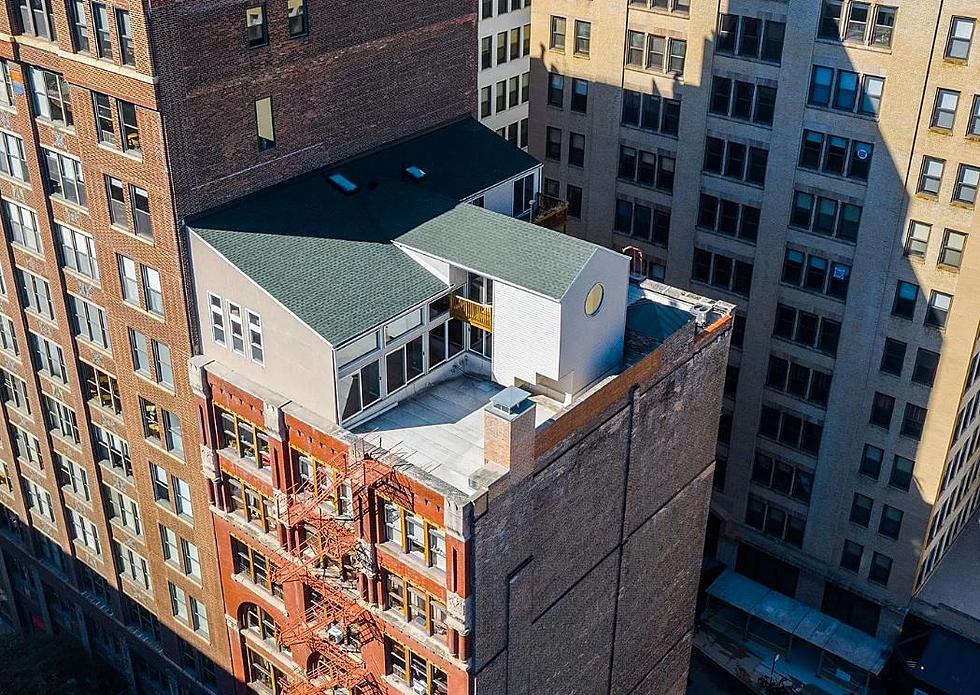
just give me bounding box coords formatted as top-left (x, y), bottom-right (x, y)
top-left (292, 447), bottom-right (352, 515)
top-left (216, 405), bottom-right (271, 466)
top-left (380, 498), bottom-right (447, 571)
top-left (247, 646), bottom-right (288, 695)
top-left (386, 637), bottom-right (448, 695)
top-left (383, 571), bottom-right (447, 638)
top-left (227, 475), bottom-right (276, 534)
top-left (231, 535), bottom-right (283, 598)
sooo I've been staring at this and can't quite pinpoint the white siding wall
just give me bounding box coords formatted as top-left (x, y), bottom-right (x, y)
top-left (491, 282), bottom-right (562, 389)
top-left (189, 233), bottom-right (339, 420)
top-left (464, 166), bottom-right (541, 217)
top-left (557, 249), bottom-right (629, 394)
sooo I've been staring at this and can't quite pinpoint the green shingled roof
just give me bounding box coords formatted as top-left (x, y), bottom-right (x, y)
top-left (188, 119), bottom-right (602, 346)
top-left (398, 204), bottom-right (597, 301)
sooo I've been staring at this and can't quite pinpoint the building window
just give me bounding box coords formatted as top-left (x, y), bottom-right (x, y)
top-left (550, 16), bottom-right (566, 51)
top-left (28, 67), bottom-right (75, 128)
top-left (142, 265), bottom-right (164, 316)
top-left (287, 0), bottom-right (307, 37)
top-left (892, 280), bottom-right (918, 319)
top-left (131, 185), bottom-right (152, 238)
top-left (849, 493), bottom-right (873, 527)
top-left (92, 3), bottom-right (113, 57)
top-left (879, 337), bottom-right (906, 376)
top-left (112, 8), bottom-right (133, 64)
top-left (878, 504), bottom-right (903, 538)
top-left (917, 156), bottom-right (944, 196)
top-left (703, 136), bottom-right (768, 185)
top-left (43, 149), bottom-right (86, 206)
top-left (0, 315), bottom-right (15, 356)
top-left (66, 508), bottom-right (101, 555)
top-left (69, 295), bottom-right (110, 350)
top-left (889, 456), bottom-right (914, 491)
top-left (59, 225), bottom-right (98, 280)
top-left (545, 127), bottom-right (561, 160)
top-left (788, 191), bottom-right (860, 242)
top-left (900, 403), bottom-right (927, 440)
top-left (119, 101), bottom-right (140, 153)
top-left (70, 1), bottom-right (90, 53)
top-left (227, 477), bottom-right (275, 534)
top-left (0, 132), bottom-right (28, 182)
top-left (216, 406), bottom-right (270, 465)
top-left (869, 391), bottom-right (895, 429)
top-left (932, 89), bottom-right (960, 130)
top-left (246, 5), bottom-right (268, 48)
top-left (939, 230), bottom-right (966, 268)
top-left (954, 164), bottom-right (979, 205)
top-left (925, 291), bottom-right (952, 328)
top-left (93, 424), bottom-right (131, 476)
top-left (480, 36), bottom-right (491, 70)
top-left (904, 220), bottom-right (930, 257)
top-left (57, 453), bottom-right (89, 499)
top-left (29, 333), bottom-right (67, 382)
top-left (780, 248), bottom-right (850, 301)
top-left (840, 539), bottom-right (863, 572)
top-left (868, 552), bottom-right (892, 586)
top-left (43, 394), bottom-right (80, 445)
top-left (570, 78), bottom-right (588, 113)
top-left (17, 0), bottom-right (57, 40)
top-left (566, 184), bottom-right (582, 218)
top-left (105, 484), bottom-right (142, 536)
top-left (114, 542), bottom-right (151, 590)
top-left (247, 647), bottom-right (287, 694)
top-left (946, 17), bottom-right (975, 61)
top-left (0, 368), bottom-right (30, 415)
top-left (386, 637), bottom-right (448, 694)
top-left (574, 20), bottom-right (591, 56)
top-left (970, 96), bottom-right (980, 137)
top-left (717, 14), bottom-right (786, 64)
top-left (3, 201), bottom-right (42, 254)
top-left (141, 398), bottom-right (184, 458)
top-left (380, 499), bottom-right (447, 570)
top-left (479, 86), bottom-right (490, 118)
top-left (231, 536), bottom-right (282, 594)
top-left (568, 132), bottom-right (585, 167)
top-left (17, 269), bottom-right (55, 320)
top-left (859, 444), bottom-right (883, 480)
top-left (82, 362), bottom-right (122, 414)
top-left (255, 96), bottom-right (275, 151)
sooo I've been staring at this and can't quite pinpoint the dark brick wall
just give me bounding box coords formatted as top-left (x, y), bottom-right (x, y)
top-left (471, 325), bottom-right (730, 695)
top-left (149, 0), bottom-right (477, 216)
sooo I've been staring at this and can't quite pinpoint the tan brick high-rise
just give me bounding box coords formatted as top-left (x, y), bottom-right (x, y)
top-left (0, 0), bottom-right (474, 692)
top-left (530, 0), bottom-right (980, 691)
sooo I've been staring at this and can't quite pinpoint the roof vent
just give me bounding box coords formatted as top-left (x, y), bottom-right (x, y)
top-left (327, 173), bottom-right (358, 194)
top-left (403, 165), bottom-right (427, 181)
top-left (488, 386), bottom-right (531, 416)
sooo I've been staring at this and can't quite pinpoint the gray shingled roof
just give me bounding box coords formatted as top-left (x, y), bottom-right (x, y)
top-left (188, 119), bottom-right (600, 346)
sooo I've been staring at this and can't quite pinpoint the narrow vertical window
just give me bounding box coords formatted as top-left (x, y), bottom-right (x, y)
top-left (287, 0), bottom-right (307, 37)
top-left (119, 101), bottom-right (141, 154)
top-left (93, 93), bottom-right (115, 145)
top-left (92, 3), bottom-right (113, 58)
top-left (255, 97), bottom-right (275, 151)
top-left (246, 5), bottom-right (268, 48)
top-left (116, 9), bottom-right (134, 65)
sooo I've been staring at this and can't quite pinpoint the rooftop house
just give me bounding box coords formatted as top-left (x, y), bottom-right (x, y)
top-left (185, 119), bottom-right (733, 695)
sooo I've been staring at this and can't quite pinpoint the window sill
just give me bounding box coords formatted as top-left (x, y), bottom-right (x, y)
top-left (0, 172), bottom-right (31, 189)
top-left (49, 196), bottom-right (89, 216)
top-left (814, 36), bottom-right (893, 55)
top-left (96, 141), bottom-right (143, 163)
top-left (35, 118), bottom-right (76, 138)
top-left (62, 267), bottom-right (101, 288)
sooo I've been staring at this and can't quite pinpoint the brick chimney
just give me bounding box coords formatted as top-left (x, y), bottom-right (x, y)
top-left (483, 386), bottom-right (537, 483)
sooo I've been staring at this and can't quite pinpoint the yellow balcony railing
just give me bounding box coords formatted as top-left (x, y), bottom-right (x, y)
top-left (450, 295), bottom-right (492, 332)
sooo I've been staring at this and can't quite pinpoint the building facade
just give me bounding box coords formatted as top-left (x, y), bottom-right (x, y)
top-left (183, 119), bottom-right (733, 694)
top-left (529, 0), bottom-right (980, 692)
top-left (477, 0), bottom-right (531, 149)
top-left (0, 0), bottom-right (474, 693)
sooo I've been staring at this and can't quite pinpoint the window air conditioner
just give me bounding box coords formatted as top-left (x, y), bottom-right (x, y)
top-left (326, 624), bottom-right (345, 644)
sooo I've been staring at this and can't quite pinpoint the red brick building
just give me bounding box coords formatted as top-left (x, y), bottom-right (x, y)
top-left (0, 1), bottom-right (472, 693)
top-left (183, 121), bottom-right (734, 694)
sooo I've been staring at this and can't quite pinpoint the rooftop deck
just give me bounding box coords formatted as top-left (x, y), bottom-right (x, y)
top-left (353, 376), bottom-right (560, 496)
top-left (352, 281), bottom-right (732, 498)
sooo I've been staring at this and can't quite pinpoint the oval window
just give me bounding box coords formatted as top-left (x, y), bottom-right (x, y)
top-left (585, 283), bottom-right (604, 316)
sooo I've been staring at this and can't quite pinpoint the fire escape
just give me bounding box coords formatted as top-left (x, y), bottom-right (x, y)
top-left (273, 447), bottom-right (391, 695)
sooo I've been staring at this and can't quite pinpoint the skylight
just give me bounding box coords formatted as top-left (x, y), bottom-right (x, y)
top-left (327, 173), bottom-right (358, 194)
top-left (404, 165), bottom-right (427, 181)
